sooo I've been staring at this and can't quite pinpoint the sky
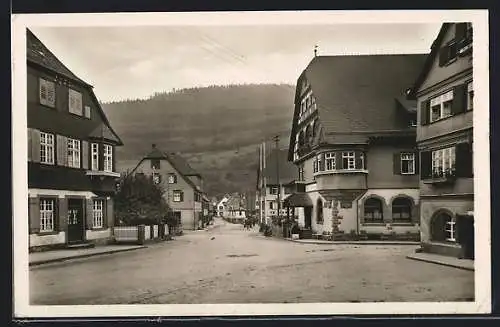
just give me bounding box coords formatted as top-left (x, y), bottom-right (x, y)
top-left (29, 23), bottom-right (441, 102)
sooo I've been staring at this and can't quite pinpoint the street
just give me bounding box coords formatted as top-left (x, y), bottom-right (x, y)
top-left (30, 218), bottom-right (474, 304)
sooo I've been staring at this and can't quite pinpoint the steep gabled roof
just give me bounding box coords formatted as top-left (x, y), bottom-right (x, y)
top-left (130, 144), bottom-right (202, 192)
top-left (288, 54), bottom-right (426, 160)
top-left (27, 28), bottom-right (124, 146)
top-left (408, 24), bottom-right (451, 98)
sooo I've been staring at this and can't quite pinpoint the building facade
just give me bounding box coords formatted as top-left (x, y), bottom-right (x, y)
top-left (130, 144), bottom-right (205, 230)
top-left (409, 23), bottom-right (474, 258)
top-left (256, 148), bottom-right (299, 225)
top-left (286, 54), bottom-right (427, 240)
top-left (27, 29), bottom-right (124, 250)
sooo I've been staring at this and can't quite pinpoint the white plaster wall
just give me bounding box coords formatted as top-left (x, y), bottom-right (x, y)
top-left (336, 205), bottom-right (358, 234)
top-left (182, 210), bottom-right (196, 230)
top-left (30, 232), bottom-right (65, 247)
top-left (144, 226), bottom-right (151, 240)
top-left (86, 228), bottom-right (111, 241)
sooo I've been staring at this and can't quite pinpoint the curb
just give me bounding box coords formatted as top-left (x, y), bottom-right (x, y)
top-left (405, 254), bottom-right (474, 271)
top-left (285, 238), bottom-right (420, 246)
top-left (29, 246), bottom-right (148, 267)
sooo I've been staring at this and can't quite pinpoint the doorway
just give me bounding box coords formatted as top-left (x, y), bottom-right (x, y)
top-left (304, 206), bottom-right (312, 229)
top-left (67, 198), bottom-right (84, 244)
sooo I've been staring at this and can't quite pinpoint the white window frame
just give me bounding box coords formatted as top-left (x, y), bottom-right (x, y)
top-left (39, 132), bottom-right (55, 165)
top-left (39, 78), bottom-right (55, 107)
top-left (270, 186), bottom-right (278, 195)
top-left (429, 90), bottom-right (454, 123)
top-left (68, 88), bottom-right (83, 115)
top-left (91, 143), bottom-right (99, 170)
top-left (40, 198), bottom-right (55, 232)
top-left (445, 218), bottom-right (457, 242)
top-left (173, 190), bottom-right (183, 202)
top-left (103, 144), bottom-right (113, 172)
top-left (467, 81), bottom-right (474, 111)
top-left (92, 199), bottom-right (104, 228)
top-left (401, 153), bottom-right (416, 175)
top-left (67, 138), bottom-right (81, 168)
top-left (342, 151), bottom-right (356, 170)
top-left (431, 147), bottom-right (456, 176)
top-left (325, 153), bottom-right (336, 171)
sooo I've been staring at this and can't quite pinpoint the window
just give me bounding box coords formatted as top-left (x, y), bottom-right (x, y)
top-left (39, 78), bottom-right (55, 107)
top-left (39, 198), bottom-right (55, 232)
top-left (103, 144), bottom-right (113, 172)
top-left (445, 218), bottom-right (457, 242)
top-left (467, 81), bottom-right (474, 110)
top-left (270, 186), bottom-right (278, 195)
top-left (364, 198), bottom-right (383, 223)
top-left (313, 158), bottom-right (318, 173)
top-left (439, 41), bottom-right (458, 66)
top-left (91, 143), bottom-right (99, 170)
top-left (401, 153), bottom-right (415, 174)
top-left (67, 138), bottom-right (81, 168)
top-left (298, 165), bottom-right (304, 181)
top-left (316, 199), bottom-right (323, 224)
top-left (84, 105), bottom-right (91, 119)
top-left (392, 197), bottom-right (412, 222)
top-left (68, 89), bottom-right (83, 115)
top-left (168, 173), bottom-right (177, 184)
top-left (151, 159), bottom-right (161, 170)
top-left (316, 155), bottom-right (323, 172)
top-left (342, 152), bottom-right (355, 170)
top-left (39, 132), bottom-right (54, 164)
top-left (92, 199), bottom-right (104, 228)
top-left (432, 147), bottom-right (456, 177)
top-left (152, 172), bottom-right (161, 184)
top-left (173, 190), bottom-right (184, 202)
top-left (269, 201), bottom-right (275, 210)
top-left (430, 90), bottom-right (453, 122)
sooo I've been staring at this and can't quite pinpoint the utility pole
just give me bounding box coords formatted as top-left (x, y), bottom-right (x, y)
top-left (274, 135), bottom-right (281, 223)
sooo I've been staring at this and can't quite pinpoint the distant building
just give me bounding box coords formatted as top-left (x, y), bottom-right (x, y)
top-left (286, 54), bottom-right (426, 240)
top-left (225, 193), bottom-right (247, 222)
top-left (27, 29), bottom-right (124, 250)
top-left (256, 147), bottom-right (299, 225)
top-left (216, 196), bottom-right (229, 217)
top-left (130, 144), bottom-right (205, 230)
top-left (408, 23), bottom-right (474, 258)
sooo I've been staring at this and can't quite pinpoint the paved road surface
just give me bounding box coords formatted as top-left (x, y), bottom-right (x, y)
top-left (30, 218), bottom-right (474, 304)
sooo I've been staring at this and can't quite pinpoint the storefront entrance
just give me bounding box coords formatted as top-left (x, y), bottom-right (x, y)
top-left (67, 198), bottom-right (84, 244)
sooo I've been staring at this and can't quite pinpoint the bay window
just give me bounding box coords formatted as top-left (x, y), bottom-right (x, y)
top-left (342, 151), bottom-right (356, 170)
top-left (91, 143), bottom-right (99, 170)
top-left (103, 144), bottom-right (113, 172)
top-left (325, 152), bottom-right (335, 170)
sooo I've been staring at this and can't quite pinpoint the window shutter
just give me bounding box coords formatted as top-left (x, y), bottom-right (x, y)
top-left (29, 197), bottom-right (40, 233)
top-left (455, 23), bottom-right (467, 41)
top-left (27, 128), bottom-right (33, 161)
top-left (420, 100), bottom-right (430, 126)
top-left (451, 84), bottom-right (467, 115)
top-left (105, 198), bottom-right (113, 228)
top-left (31, 129), bottom-right (41, 163)
top-left (58, 198), bottom-right (67, 232)
top-left (56, 135), bottom-right (67, 166)
top-left (455, 143), bottom-right (473, 177)
top-left (336, 151), bottom-right (343, 169)
top-left (86, 198), bottom-right (94, 230)
top-left (420, 151), bottom-right (432, 179)
top-left (81, 140), bottom-right (89, 170)
top-left (414, 152), bottom-right (420, 174)
top-left (355, 152), bottom-right (363, 170)
top-left (393, 152), bottom-right (401, 175)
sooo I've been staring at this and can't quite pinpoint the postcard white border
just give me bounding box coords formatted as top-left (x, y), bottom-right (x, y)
top-left (12, 10), bottom-right (490, 317)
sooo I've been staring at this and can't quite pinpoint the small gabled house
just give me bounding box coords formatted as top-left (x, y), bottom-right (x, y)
top-left (286, 54), bottom-right (426, 240)
top-left (130, 144), bottom-right (205, 230)
top-left (225, 193), bottom-right (247, 222)
top-left (408, 23), bottom-right (474, 259)
top-left (27, 29), bottom-right (124, 250)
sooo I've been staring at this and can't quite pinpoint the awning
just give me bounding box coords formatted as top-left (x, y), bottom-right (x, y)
top-left (283, 192), bottom-right (313, 207)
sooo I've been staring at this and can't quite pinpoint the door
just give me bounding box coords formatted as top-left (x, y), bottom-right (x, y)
top-left (67, 199), bottom-right (84, 243)
top-left (304, 207), bottom-right (312, 229)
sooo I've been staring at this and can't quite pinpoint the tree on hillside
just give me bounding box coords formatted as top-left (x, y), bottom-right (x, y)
top-left (114, 172), bottom-right (172, 226)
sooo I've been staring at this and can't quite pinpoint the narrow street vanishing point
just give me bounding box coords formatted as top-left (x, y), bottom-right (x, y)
top-left (30, 218), bottom-right (474, 305)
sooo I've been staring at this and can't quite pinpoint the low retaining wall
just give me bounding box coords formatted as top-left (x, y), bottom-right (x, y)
top-left (113, 224), bottom-right (169, 245)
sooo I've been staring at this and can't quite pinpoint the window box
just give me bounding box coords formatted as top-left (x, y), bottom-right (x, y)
top-left (423, 168), bottom-right (457, 184)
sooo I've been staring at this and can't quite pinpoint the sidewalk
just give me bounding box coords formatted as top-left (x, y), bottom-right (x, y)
top-left (29, 244), bottom-right (147, 267)
top-left (406, 252), bottom-right (474, 271)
